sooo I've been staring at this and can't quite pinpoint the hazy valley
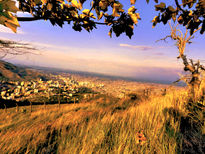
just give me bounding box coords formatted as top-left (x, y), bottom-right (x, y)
top-left (0, 61), bottom-right (204, 153)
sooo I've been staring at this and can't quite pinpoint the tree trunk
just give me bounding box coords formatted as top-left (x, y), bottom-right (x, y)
top-left (30, 102), bottom-right (32, 112)
top-left (16, 103), bottom-right (19, 112)
top-left (4, 104), bottom-right (7, 112)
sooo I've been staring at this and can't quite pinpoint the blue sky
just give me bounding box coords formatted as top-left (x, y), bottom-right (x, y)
top-left (0, 0), bottom-right (205, 83)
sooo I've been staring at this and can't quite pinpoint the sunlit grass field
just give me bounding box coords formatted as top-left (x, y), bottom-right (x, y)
top-left (0, 87), bottom-right (204, 153)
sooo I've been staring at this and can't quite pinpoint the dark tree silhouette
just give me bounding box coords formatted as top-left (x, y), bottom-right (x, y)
top-left (0, 0), bottom-right (205, 37)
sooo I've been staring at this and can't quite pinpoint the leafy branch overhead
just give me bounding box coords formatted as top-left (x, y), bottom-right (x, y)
top-left (17, 0), bottom-right (141, 38)
top-left (152, 0), bottom-right (205, 35)
top-left (0, 0), bottom-right (20, 33)
top-left (1, 0), bottom-right (205, 37)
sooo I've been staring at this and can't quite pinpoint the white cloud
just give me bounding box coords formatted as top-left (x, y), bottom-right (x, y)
top-left (30, 42), bottom-right (72, 51)
top-left (119, 43), bottom-right (164, 51)
top-left (16, 11), bottom-right (33, 17)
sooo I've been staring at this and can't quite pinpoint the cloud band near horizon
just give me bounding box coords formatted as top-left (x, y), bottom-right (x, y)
top-left (119, 43), bottom-right (164, 51)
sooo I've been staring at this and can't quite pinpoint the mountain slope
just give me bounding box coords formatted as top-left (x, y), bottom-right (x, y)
top-left (0, 60), bottom-right (47, 81)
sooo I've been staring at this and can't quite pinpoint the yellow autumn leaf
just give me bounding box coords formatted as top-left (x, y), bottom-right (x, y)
top-left (82, 9), bottom-right (90, 15)
top-left (79, 0), bottom-right (83, 10)
top-left (47, 3), bottom-right (53, 10)
top-left (130, 0), bottom-right (136, 5)
top-left (60, 3), bottom-right (64, 9)
top-left (113, 8), bottom-right (120, 17)
top-left (80, 14), bottom-right (86, 18)
top-left (5, 22), bottom-right (18, 33)
top-left (108, 29), bottom-right (112, 38)
top-left (98, 12), bottom-right (103, 20)
top-left (112, 3), bottom-right (122, 17)
top-left (7, 16), bottom-right (20, 27)
top-left (41, 0), bottom-right (47, 5)
top-left (104, 13), bottom-right (109, 17)
top-left (82, 9), bottom-right (96, 18)
top-left (129, 24), bottom-right (134, 29)
top-left (99, 0), bottom-right (108, 10)
top-left (0, 16), bottom-right (7, 25)
top-left (71, 0), bottom-right (80, 9)
top-left (128, 6), bottom-right (136, 13)
top-left (130, 13), bottom-right (139, 24)
top-left (189, 10), bottom-right (193, 16)
top-left (91, 15), bottom-right (96, 19)
top-left (136, 13), bottom-right (140, 19)
top-left (83, 21), bottom-right (88, 24)
top-left (152, 16), bottom-right (158, 22)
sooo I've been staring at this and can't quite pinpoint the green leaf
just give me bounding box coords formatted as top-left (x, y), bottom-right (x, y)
top-left (6, 1), bottom-right (19, 13)
top-left (0, 4), bottom-right (3, 12)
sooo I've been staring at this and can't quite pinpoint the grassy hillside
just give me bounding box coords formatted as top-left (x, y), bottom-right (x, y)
top-left (0, 88), bottom-right (204, 153)
top-left (0, 60), bottom-right (47, 81)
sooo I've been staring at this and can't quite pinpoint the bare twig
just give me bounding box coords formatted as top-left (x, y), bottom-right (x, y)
top-left (156, 35), bottom-right (171, 43)
top-left (0, 39), bottom-right (38, 59)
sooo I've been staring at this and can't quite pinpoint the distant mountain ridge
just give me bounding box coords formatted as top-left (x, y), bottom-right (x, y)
top-left (2, 61), bottom-right (182, 85)
top-left (0, 60), bottom-right (47, 81)
top-left (26, 65), bottom-right (174, 85)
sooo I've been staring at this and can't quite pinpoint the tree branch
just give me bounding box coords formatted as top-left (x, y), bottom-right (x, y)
top-left (0, 39), bottom-right (38, 59)
top-left (174, 0), bottom-right (185, 13)
top-left (17, 16), bottom-right (108, 25)
top-left (187, 26), bottom-right (202, 41)
top-left (156, 35), bottom-right (172, 43)
top-left (17, 17), bottom-right (43, 21)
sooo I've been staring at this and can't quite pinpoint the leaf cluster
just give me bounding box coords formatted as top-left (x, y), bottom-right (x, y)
top-left (0, 0), bottom-right (19, 32)
top-left (16, 0), bottom-right (142, 38)
top-left (1, 0), bottom-right (205, 37)
top-left (152, 0), bottom-right (205, 35)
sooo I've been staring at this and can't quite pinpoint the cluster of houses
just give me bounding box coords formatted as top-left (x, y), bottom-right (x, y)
top-left (0, 73), bottom-right (166, 103)
top-left (0, 75), bottom-right (87, 102)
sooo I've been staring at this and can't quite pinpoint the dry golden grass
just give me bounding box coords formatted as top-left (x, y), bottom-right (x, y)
top-left (0, 87), bottom-right (204, 153)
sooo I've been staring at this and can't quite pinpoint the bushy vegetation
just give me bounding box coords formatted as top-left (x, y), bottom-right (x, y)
top-left (0, 85), bottom-right (204, 153)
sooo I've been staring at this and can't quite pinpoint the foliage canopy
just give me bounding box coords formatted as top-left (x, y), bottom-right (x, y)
top-left (0, 0), bottom-right (205, 38)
